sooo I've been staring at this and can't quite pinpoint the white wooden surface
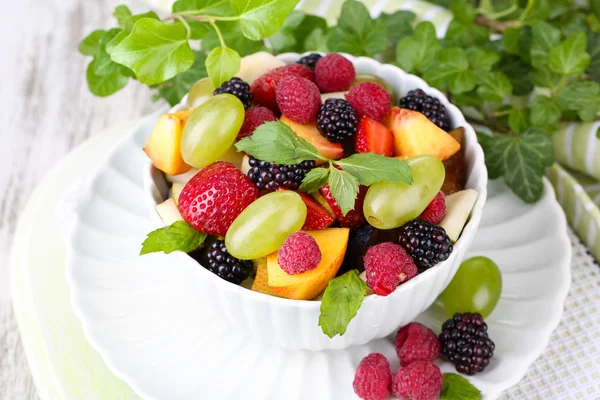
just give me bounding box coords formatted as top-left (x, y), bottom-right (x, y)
top-left (0, 1), bottom-right (161, 398)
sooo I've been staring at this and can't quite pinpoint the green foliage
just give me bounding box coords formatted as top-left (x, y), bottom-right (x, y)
top-left (441, 373), bottom-right (482, 400)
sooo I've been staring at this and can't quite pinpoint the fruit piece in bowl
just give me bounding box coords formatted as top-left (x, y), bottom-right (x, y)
top-left (142, 52), bottom-right (487, 351)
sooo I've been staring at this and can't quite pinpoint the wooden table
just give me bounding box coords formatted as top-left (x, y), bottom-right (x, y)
top-left (0, 0), bottom-right (161, 397)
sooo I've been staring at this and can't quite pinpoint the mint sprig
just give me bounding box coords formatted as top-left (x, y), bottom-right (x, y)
top-left (319, 270), bottom-right (367, 338)
top-left (140, 220), bottom-right (207, 255)
top-left (236, 121), bottom-right (413, 215)
top-left (441, 373), bottom-right (482, 400)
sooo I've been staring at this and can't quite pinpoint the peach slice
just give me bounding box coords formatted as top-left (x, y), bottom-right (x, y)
top-left (144, 110), bottom-right (194, 175)
top-left (280, 115), bottom-right (344, 160)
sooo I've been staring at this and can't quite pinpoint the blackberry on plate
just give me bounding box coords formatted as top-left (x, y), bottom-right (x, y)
top-left (213, 77), bottom-right (253, 109)
top-left (296, 53), bottom-right (322, 70)
top-left (398, 219), bottom-right (453, 270)
top-left (400, 89), bottom-right (451, 131)
top-left (191, 240), bottom-right (253, 285)
top-left (317, 98), bottom-right (358, 142)
top-left (247, 156), bottom-right (315, 190)
top-left (439, 312), bottom-right (495, 375)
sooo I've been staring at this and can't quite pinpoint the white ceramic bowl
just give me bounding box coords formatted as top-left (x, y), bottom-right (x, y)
top-left (144, 53), bottom-right (488, 350)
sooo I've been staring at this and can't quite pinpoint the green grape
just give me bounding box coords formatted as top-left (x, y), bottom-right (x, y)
top-left (181, 94), bottom-right (244, 169)
top-left (440, 256), bottom-right (502, 318)
top-left (186, 78), bottom-right (215, 108)
top-left (225, 191), bottom-right (307, 260)
top-left (363, 155), bottom-right (445, 229)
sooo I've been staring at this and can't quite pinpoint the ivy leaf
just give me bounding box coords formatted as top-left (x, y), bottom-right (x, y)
top-left (503, 28), bottom-right (521, 55)
top-left (498, 55), bottom-right (535, 95)
top-left (155, 51), bottom-right (207, 106)
top-left (519, 0), bottom-right (549, 23)
top-left (508, 108), bottom-right (529, 133)
top-left (396, 22), bottom-right (441, 74)
top-left (556, 81), bottom-right (600, 121)
top-left (304, 28), bottom-right (329, 52)
top-left (529, 67), bottom-right (560, 88)
top-left (106, 10), bottom-right (161, 53)
top-left (445, 19), bottom-right (489, 48)
top-left (78, 30), bottom-right (106, 56)
top-left (230, 0), bottom-right (300, 41)
top-left (268, 10), bottom-right (327, 53)
top-left (450, 0), bottom-right (477, 24)
top-left (381, 11), bottom-right (415, 43)
top-left (114, 5), bottom-right (132, 26)
top-left (423, 48), bottom-right (476, 94)
top-left (476, 71), bottom-right (513, 103)
top-left (93, 29), bottom-right (125, 76)
top-left (319, 270), bottom-right (367, 338)
top-left (202, 22), bottom-right (266, 56)
top-left (480, 130), bottom-right (554, 203)
top-left (110, 19), bottom-right (194, 86)
top-left (328, 168), bottom-right (360, 216)
top-left (549, 32), bottom-right (591, 76)
top-left (205, 46), bottom-right (241, 88)
top-left (530, 21), bottom-right (561, 70)
top-left (335, 153), bottom-right (412, 187)
top-left (173, 0), bottom-right (233, 40)
top-left (299, 168), bottom-right (330, 193)
top-left (327, 0), bottom-right (388, 56)
top-left (85, 61), bottom-right (128, 97)
top-left (587, 32), bottom-right (600, 81)
top-left (140, 220), bottom-right (207, 255)
top-left (467, 48), bottom-right (500, 72)
top-left (529, 95), bottom-right (561, 127)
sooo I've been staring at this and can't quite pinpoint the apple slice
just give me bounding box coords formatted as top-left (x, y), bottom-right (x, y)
top-left (172, 183), bottom-right (185, 205)
top-left (237, 51), bottom-right (286, 85)
top-left (251, 258), bottom-right (282, 297)
top-left (280, 115), bottom-right (344, 160)
top-left (144, 112), bottom-right (194, 176)
top-left (240, 154), bottom-right (251, 175)
top-left (155, 198), bottom-right (184, 225)
top-left (439, 189), bottom-right (479, 242)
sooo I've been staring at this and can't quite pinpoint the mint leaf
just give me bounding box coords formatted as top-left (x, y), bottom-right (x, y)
top-left (529, 95), bottom-right (561, 127)
top-left (381, 11), bottom-right (415, 43)
top-left (140, 221), bottom-right (207, 255)
top-left (114, 5), bottom-right (132, 26)
top-left (476, 71), bottom-right (513, 103)
top-left (328, 167), bottom-right (359, 216)
top-left (467, 48), bottom-right (500, 72)
top-left (441, 373), bottom-right (482, 400)
top-left (549, 32), bottom-right (591, 76)
top-left (86, 61), bottom-right (129, 97)
top-left (481, 130), bottom-right (554, 203)
top-left (230, 0), bottom-right (300, 41)
top-left (530, 21), bottom-right (561, 70)
top-left (450, 0), bottom-right (477, 24)
top-left (206, 46), bottom-right (241, 87)
top-left (396, 22), bottom-right (440, 74)
top-left (335, 153), bottom-right (412, 187)
top-left (556, 82), bottom-right (600, 121)
top-left (79, 30), bottom-right (106, 56)
top-left (327, 0), bottom-right (388, 56)
top-left (235, 121), bottom-right (327, 164)
top-left (268, 11), bottom-right (327, 53)
top-left (304, 28), bottom-right (328, 52)
top-left (155, 51), bottom-right (207, 106)
top-left (202, 22), bottom-right (265, 57)
top-left (299, 168), bottom-right (330, 193)
top-left (508, 108), bottom-right (529, 133)
top-left (173, 0), bottom-right (233, 40)
top-left (529, 67), bottom-right (559, 88)
top-left (110, 19), bottom-right (194, 86)
top-left (423, 48), bottom-right (476, 94)
top-left (318, 270), bottom-right (367, 338)
top-left (445, 19), bottom-right (489, 48)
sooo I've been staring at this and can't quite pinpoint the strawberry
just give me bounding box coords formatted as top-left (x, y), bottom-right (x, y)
top-left (251, 64), bottom-right (315, 113)
top-left (355, 115), bottom-right (395, 156)
top-left (320, 185), bottom-right (368, 229)
top-left (178, 162), bottom-right (259, 236)
top-left (298, 192), bottom-right (335, 230)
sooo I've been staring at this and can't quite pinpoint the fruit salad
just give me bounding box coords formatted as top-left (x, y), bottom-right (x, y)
top-left (142, 51), bottom-right (480, 336)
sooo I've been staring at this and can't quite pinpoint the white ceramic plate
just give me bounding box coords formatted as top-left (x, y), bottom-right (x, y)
top-left (66, 115), bottom-right (571, 399)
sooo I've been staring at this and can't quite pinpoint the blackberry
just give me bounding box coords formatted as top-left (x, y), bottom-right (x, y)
top-left (439, 313), bottom-right (495, 375)
top-left (317, 98), bottom-right (358, 142)
top-left (192, 240), bottom-right (253, 285)
top-left (247, 156), bottom-right (315, 190)
top-left (213, 77), bottom-right (253, 109)
top-left (398, 219), bottom-right (453, 270)
top-left (296, 53), bottom-right (322, 70)
top-left (400, 89), bottom-right (451, 131)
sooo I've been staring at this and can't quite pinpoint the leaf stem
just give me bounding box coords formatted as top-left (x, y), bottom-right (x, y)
top-left (173, 10), bottom-right (240, 21)
top-left (474, 15), bottom-right (521, 31)
top-left (209, 21), bottom-right (226, 48)
top-left (478, 4), bottom-right (518, 21)
top-left (176, 16), bottom-right (192, 40)
top-left (552, 75), bottom-right (568, 99)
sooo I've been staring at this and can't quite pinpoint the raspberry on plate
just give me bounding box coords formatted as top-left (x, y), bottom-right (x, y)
top-left (251, 64), bottom-right (315, 113)
top-left (276, 76), bottom-right (321, 123)
top-left (364, 242), bottom-right (417, 296)
top-left (320, 184), bottom-right (367, 229)
top-left (391, 361), bottom-right (443, 400)
top-left (213, 77), bottom-right (253, 109)
top-left (353, 353), bottom-right (391, 400)
top-left (238, 107), bottom-right (276, 139)
top-left (419, 192), bottom-right (446, 225)
top-left (178, 162), bottom-right (259, 236)
top-left (315, 53), bottom-right (356, 92)
top-left (278, 231), bottom-right (322, 274)
top-left (395, 322), bottom-right (441, 367)
top-left (346, 82), bottom-right (391, 121)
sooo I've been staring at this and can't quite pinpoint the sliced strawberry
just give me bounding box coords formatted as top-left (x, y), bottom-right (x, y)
top-left (298, 192), bottom-right (336, 230)
top-left (320, 185), bottom-right (368, 229)
top-left (354, 116), bottom-right (395, 156)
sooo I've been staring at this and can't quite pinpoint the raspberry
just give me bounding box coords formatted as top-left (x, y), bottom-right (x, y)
top-left (178, 162), bottom-right (259, 236)
top-left (277, 232), bottom-right (322, 274)
top-left (419, 192), bottom-right (446, 225)
top-left (395, 323), bottom-right (441, 367)
top-left (315, 53), bottom-right (356, 92)
top-left (398, 220), bottom-right (453, 270)
top-left (276, 76), bottom-right (322, 123)
top-left (251, 64), bottom-right (315, 113)
top-left (346, 82), bottom-right (391, 121)
top-left (391, 362), bottom-right (443, 400)
top-left (363, 243), bottom-right (417, 296)
top-left (213, 77), bottom-right (253, 109)
top-left (191, 240), bottom-right (253, 285)
top-left (238, 107), bottom-right (276, 139)
top-left (296, 53), bottom-right (322, 70)
top-left (320, 185), bottom-right (367, 229)
top-left (353, 353), bottom-right (391, 400)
